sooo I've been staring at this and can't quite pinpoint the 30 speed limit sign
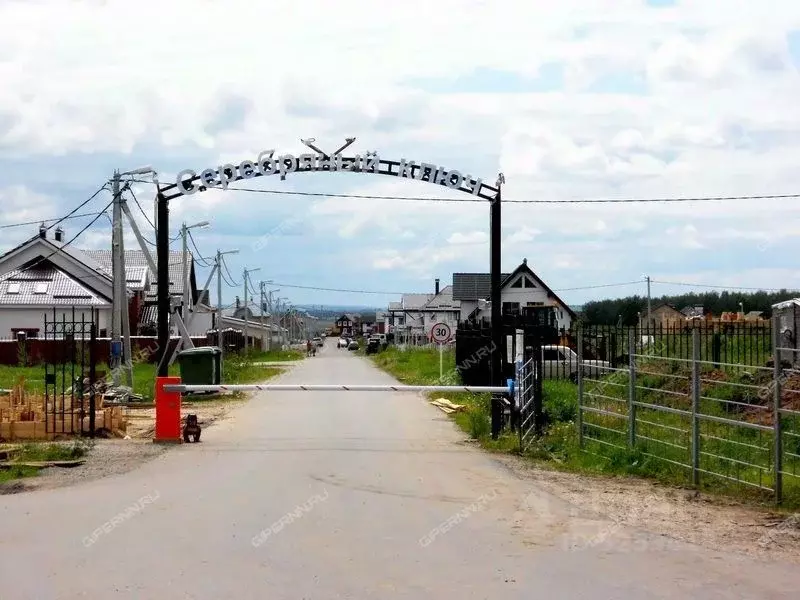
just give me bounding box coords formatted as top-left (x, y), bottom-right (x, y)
top-left (430, 322), bottom-right (452, 344)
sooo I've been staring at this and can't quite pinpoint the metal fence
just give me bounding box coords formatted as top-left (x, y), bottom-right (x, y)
top-left (542, 321), bottom-right (773, 381)
top-left (518, 356), bottom-right (540, 451)
top-left (577, 322), bottom-right (799, 504)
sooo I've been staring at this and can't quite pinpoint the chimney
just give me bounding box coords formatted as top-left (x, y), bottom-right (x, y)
top-left (55, 227), bottom-right (64, 242)
top-left (38, 223), bottom-right (47, 239)
top-left (435, 278), bottom-right (440, 295)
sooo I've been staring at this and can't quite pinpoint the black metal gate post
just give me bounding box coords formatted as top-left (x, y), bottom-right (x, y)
top-left (156, 189), bottom-right (170, 376)
top-left (490, 175), bottom-right (503, 439)
top-left (89, 316), bottom-right (97, 438)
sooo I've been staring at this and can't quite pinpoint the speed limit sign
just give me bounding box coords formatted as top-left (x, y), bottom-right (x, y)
top-left (430, 322), bottom-right (452, 344)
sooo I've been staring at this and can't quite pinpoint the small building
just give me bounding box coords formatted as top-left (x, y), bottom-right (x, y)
top-left (335, 313), bottom-right (360, 337)
top-left (640, 303), bottom-right (684, 328)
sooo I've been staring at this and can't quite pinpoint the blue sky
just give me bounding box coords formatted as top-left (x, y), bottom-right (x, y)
top-left (2, 1), bottom-right (800, 310)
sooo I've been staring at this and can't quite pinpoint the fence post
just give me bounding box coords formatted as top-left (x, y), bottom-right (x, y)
top-left (577, 326), bottom-right (584, 450)
top-left (628, 327), bottom-right (636, 448)
top-left (773, 316), bottom-right (783, 505)
top-left (691, 328), bottom-right (700, 487)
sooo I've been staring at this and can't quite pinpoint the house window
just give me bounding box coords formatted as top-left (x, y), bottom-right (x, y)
top-left (527, 301), bottom-right (544, 307)
top-left (523, 276), bottom-right (536, 288)
top-left (510, 278), bottom-right (523, 288)
top-left (502, 302), bottom-right (520, 315)
top-left (7, 282), bottom-right (20, 294)
top-left (33, 282), bottom-right (48, 294)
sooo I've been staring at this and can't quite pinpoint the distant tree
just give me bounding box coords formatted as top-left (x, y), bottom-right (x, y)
top-left (581, 290), bottom-right (797, 325)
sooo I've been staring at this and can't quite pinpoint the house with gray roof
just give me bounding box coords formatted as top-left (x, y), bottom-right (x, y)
top-left (453, 259), bottom-right (576, 330)
top-left (0, 226), bottom-right (205, 339)
top-left (386, 278), bottom-right (462, 339)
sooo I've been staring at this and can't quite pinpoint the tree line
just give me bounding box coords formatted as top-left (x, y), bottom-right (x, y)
top-left (580, 289), bottom-right (798, 325)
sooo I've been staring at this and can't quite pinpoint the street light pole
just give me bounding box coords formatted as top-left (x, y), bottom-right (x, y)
top-left (215, 249), bottom-right (238, 373)
top-left (181, 221), bottom-right (210, 323)
top-left (243, 267), bottom-right (261, 352)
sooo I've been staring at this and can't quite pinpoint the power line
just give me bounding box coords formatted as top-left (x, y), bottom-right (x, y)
top-left (650, 279), bottom-right (798, 293)
top-left (127, 188), bottom-right (156, 230)
top-left (0, 211), bottom-right (110, 230)
top-left (220, 186), bottom-right (800, 205)
top-left (552, 281), bottom-right (643, 292)
top-left (16, 199), bottom-right (115, 275)
top-left (46, 184), bottom-right (109, 230)
top-left (187, 229), bottom-right (213, 267)
top-left (220, 255), bottom-right (241, 287)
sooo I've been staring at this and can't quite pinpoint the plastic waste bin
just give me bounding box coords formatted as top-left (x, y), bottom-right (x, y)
top-left (176, 346), bottom-right (222, 386)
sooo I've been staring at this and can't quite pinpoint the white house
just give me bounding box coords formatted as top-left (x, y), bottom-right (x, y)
top-left (452, 259), bottom-right (576, 331)
top-left (0, 226), bottom-right (206, 338)
top-left (387, 279), bottom-right (461, 341)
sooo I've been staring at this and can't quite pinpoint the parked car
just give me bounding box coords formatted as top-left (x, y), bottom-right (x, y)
top-left (541, 345), bottom-right (612, 381)
top-left (348, 340), bottom-right (359, 351)
top-left (338, 337), bottom-right (349, 348)
top-left (365, 337), bottom-right (381, 354)
top-left (313, 337), bottom-right (323, 347)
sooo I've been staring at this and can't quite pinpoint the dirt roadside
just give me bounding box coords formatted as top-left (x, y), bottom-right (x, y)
top-left (491, 451), bottom-right (800, 564)
top-left (0, 395), bottom-right (245, 494)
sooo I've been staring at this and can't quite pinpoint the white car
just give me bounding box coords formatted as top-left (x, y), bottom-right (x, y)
top-left (338, 338), bottom-right (349, 348)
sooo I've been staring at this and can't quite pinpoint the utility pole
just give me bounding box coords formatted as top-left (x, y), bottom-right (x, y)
top-left (218, 251), bottom-right (223, 358)
top-left (111, 170), bottom-right (122, 386)
top-left (260, 281), bottom-right (266, 351)
top-left (181, 221), bottom-right (209, 323)
top-left (111, 170), bottom-right (133, 388)
top-left (215, 249), bottom-right (239, 369)
top-left (243, 267), bottom-right (261, 352)
top-left (646, 275), bottom-right (652, 333)
top-left (243, 270), bottom-right (248, 351)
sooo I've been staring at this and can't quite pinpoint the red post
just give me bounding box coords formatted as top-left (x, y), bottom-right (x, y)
top-left (154, 376), bottom-right (182, 443)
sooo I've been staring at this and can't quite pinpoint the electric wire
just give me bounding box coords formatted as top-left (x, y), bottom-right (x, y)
top-left (129, 177), bottom-right (800, 204)
top-left (15, 199), bottom-right (115, 275)
top-left (218, 186), bottom-right (800, 205)
top-left (187, 229), bottom-right (213, 267)
top-left (0, 211), bottom-right (109, 230)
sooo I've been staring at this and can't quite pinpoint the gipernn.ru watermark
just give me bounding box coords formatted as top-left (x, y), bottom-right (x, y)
top-left (252, 488), bottom-right (330, 547)
top-left (82, 490), bottom-right (161, 548)
top-left (419, 488), bottom-right (499, 547)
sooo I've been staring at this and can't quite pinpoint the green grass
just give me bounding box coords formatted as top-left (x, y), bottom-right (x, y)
top-left (0, 350), bottom-right (287, 403)
top-left (370, 345), bottom-right (800, 509)
top-left (0, 439), bottom-right (93, 484)
top-left (238, 348), bottom-right (304, 362)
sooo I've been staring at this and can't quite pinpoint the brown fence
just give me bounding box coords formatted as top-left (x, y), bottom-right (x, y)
top-left (6, 336), bottom-right (210, 366)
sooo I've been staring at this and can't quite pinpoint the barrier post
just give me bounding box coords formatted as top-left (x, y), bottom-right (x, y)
top-left (154, 376), bottom-right (182, 443)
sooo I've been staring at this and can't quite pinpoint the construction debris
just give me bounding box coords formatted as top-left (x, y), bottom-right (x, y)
top-left (0, 377), bottom-right (127, 441)
top-left (430, 397), bottom-right (466, 414)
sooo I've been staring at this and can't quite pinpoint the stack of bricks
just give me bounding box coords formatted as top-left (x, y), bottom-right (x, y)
top-left (0, 378), bottom-right (127, 441)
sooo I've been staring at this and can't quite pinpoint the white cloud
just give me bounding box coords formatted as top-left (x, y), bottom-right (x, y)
top-left (2, 1), bottom-right (800, 304)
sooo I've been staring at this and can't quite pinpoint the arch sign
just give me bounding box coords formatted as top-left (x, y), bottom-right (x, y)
top-left (160, 144), bottom-right (500, 201)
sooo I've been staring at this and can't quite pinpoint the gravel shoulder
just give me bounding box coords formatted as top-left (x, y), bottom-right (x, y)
top-left (0, 394), bottom-right (247, 495)
top-left (491, 450), bottom-right (800, 564)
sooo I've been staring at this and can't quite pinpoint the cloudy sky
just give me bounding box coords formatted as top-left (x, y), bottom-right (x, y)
top-left (2, 0), bottom-right (800, 308)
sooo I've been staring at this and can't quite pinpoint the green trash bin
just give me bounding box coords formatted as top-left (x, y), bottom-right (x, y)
top-left (177, 346), bottom-right (222, 386)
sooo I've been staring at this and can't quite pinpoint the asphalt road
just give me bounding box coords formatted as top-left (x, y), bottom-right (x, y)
top-left (1, 340), bottom-right (798, 599)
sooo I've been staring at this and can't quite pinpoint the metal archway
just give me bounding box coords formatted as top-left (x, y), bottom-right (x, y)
top-left (154, 138), bottom-right (505, 437)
